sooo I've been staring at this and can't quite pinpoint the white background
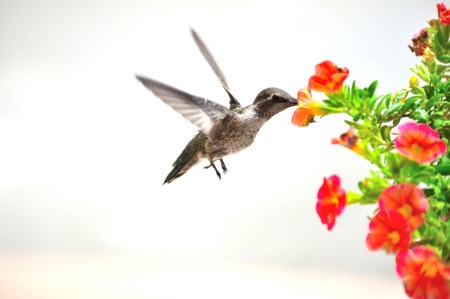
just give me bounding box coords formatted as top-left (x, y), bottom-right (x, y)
top-left (0, 0), bottom-right (434, 298)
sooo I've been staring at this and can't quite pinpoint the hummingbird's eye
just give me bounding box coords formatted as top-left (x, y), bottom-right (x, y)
top-left (271, 95), bottom-right (284, 103)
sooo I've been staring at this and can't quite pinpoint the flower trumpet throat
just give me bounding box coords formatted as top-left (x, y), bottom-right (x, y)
top-left (291, 89), bottom-right (328, 127)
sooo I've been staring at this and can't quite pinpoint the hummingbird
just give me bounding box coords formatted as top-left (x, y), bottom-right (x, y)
top-left (136, 29), bottom-right (297, 184)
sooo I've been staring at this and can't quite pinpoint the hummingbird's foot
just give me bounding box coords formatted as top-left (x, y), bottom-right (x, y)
top-left (220, 159), bottom-right (227, 174)
top-left (204, 162), bottom-right (221, 180)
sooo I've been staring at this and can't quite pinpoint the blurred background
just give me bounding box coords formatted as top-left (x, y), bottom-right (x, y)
top-left (0, 0), bottom-right (434, 298)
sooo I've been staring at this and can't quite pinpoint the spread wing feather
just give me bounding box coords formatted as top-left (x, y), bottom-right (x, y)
top-left (190, 28), bottom-right (229, 89)
top-left (135, 75), bottom-right (230, 139)
top-left (190, 28), bottom-right (241, 109)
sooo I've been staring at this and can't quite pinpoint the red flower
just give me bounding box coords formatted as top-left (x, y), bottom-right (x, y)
top-left (308, 60), bottom-right (349, 93)
top-left (316, 175), bottom-right (346, 230)
top-left (378, 184), bottom-right (428, 230)
top-left (366, 210), bottom-right (411, 253)
top-left (438, 3), bottom-right (450, 24)
top-left (397, 246), bottom-right (450, 299)
top-left (394, 122), bottom-right (447, 164)
top-left (437, 2), bottom-right (447, 13)
top-left (291, 88), bottom-right (327, 127)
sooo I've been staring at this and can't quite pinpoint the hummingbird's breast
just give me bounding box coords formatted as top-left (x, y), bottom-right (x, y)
top-left (204, 109), bottom-right (266, 161)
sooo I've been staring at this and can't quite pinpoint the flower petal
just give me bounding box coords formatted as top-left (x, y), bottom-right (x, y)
top-left (291, 108), bottom-right (315, 127)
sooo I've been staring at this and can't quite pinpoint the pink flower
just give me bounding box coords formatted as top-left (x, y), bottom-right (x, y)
top-left (394, 122), bottom-right (447, 164)
top-left (397, 246), bottom-right (450, 299)
top-left (378, 184), bottom-right (428, 230)
top-left (366, 210), bottom-right (411, 253)
top-left (316, 175), bottom-right (346, 230)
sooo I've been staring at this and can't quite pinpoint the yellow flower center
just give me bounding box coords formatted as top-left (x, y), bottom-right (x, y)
top-left (387, 231), bottom-right (400, 245)
top-left (398, 204), bottom-right (413, 218)
top-left (420, 262), bottom-right (438, 278)
top-left (411, 143), bottom-right (423, 154)
top-left (325, 196), bottom-right (339, 206)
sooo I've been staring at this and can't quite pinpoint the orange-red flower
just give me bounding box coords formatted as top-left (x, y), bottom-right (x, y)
top-left (308, 60), bottom-right (349, 93)
top-left (378, 184), bottom-right (428, 230)
top-left (394, 122), bottom-right (447, 164)
top-left (291, 88), bottom-right (327, 127)
top-left (331, 126), bottom-right (366, 156)
top-left (366, 210), bottom-right (411, 253)
top-left (397, 246), bottom-right (450, 299)
top-left (438, 3), bottom-right (450, 24)
top-left (316, 175), bottom-right (346, 230)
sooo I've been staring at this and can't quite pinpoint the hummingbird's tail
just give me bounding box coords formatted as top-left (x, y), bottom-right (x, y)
top-left (163, 163), bottom-right (190, 184)
top-left (163, 132), bottom-right (207, 184)
top-left (163, 155), bottom-right (201, 184)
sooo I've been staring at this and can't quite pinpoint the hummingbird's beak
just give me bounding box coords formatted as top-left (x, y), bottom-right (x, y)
top-left (288, 96), bottom-right (298, 105)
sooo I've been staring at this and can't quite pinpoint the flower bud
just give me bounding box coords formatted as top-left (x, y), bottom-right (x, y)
top-left (409, 76), bottom-right (419, 87)
top-left (423, 48), bottom-right (436, 65)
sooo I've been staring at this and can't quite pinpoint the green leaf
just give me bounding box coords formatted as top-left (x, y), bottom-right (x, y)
top-left (373, 95), bottom-right (387, 113)
top-left (411, 85), bottom-right (427, 98)
top-left (411, 64), bottom-right (431, 82)
top-left (402, 96), bottom-right (421, 112)
top-left (430, 74), bottom-right (442, 86)
top-left (352, 111), bottom-right (363, 122)
top-left (433, 118), bottom-right (445, 127)
top-left (367, 81), bottom-right (378, 98)
top-left (425, 95), bottom-right (443, 110)
top-left (437, 54), bottom-right (450, 64)
top-left (384, 102), bottom-right (403, 116)
top-left (380, 126), bottom-right (393, 142)
top-left (436, 165), bottom-right (450, 176)
top-left (411, 108), bottom-right (429, 122)
top-left (423, 188), bottom-right (434, 197)
top-left (350, 81), bottom-right (361, 108)
top-left (435, 201), bottom-right (446, 211)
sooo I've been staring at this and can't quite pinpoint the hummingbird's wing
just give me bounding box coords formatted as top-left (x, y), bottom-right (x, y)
top-left (136, 75), bottom-right (230, 140)
top-left (190, 28), bottom-right (241, 110)
top-left (190, 28), bottom-right (229, 89)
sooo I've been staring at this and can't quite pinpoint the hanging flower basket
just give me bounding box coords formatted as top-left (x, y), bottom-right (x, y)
top-left (292, 3), bottom-right (450, 298)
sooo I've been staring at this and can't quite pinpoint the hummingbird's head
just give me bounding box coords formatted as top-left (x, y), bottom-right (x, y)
top-left (252, 88), bottom-right (297, 119)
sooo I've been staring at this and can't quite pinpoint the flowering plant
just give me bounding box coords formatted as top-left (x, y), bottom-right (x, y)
top-left (293, 4), bottom-right (450, 298)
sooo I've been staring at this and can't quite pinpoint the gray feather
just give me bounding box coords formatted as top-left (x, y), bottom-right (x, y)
top-left (190, 28), bottom-right (241, 109)
top-left (190, 28), bottom-right (229, 89)
top-left (135, 75), bottom-right (230, 139)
